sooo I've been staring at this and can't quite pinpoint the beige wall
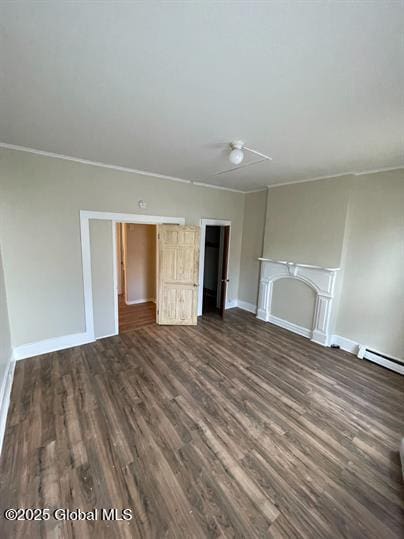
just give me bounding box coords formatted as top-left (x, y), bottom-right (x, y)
top-left (260, 176), bottom-right (352, 338)
top-left (238, 190), bottom-right (267, 306)
top-left (271, 278), bottom-right (316, 330)
top-left (1, 147), bottom-right (402, 360)
top-left (258, 170), bottom-right (403, 358)
top-left (0, 246), bottom-right (12, 389)
top-left (90, 220), bottom-right (116, 339)
top-left (336, 171), bottom-right (404, 358)
top-left (263, 176), bottom-right (352, 267)
top-left (0, 148), bottom-right (244, 346)
top-left (124, 224), bottom-right (156, 303)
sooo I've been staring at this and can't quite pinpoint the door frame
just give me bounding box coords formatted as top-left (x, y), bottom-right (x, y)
top-left (80, 210), bottom-right (185, 340)
top-left (198, 218), bottom-right (231, 316)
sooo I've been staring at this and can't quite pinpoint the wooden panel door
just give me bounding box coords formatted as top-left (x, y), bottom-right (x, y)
top-left (157, 225), bottom-right (200, 325)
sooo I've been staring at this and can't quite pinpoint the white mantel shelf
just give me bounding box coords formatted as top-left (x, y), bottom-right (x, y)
top-left (257, 258), bottom-right (340, 347)
top-left (258, 258), bottom-right (340, 272)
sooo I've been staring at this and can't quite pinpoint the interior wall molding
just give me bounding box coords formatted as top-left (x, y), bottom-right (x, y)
top-left (236, 301), bottom-right (403, 375)
top-left (236, 301), bottom-right (311, 336)
top-left (81, 210), bottom-right (185, 342)
top-left (2, 144), bottom-right (402, 195)
top-left (256, 258), bottom-right (340, 347)
top-left (268, 314), bottom-right (312, 339)
top-left (267, 172), bottom-right (354, 189)
top-left (0, 142), bottom-right (246, 193)
top-left (266, 165), bottom-right (404, 189)
top-left (331, 335), bottom-right (358, 354)
top-left (237, 302), bottom-right (403, 374)
top-left (13, 332), bottom-right (94, 361)
top-left (0, 356), bottom-right (15, 454)
top-left (0, 142), bottom-right (191, 183)
top-left (332, 334), bottom-right (404, 375)
top-left (237, 300), bottom-right (257, 314)
top-left (190, 181), bottom-right (244, 193)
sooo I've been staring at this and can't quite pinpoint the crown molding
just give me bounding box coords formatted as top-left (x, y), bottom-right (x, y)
top-left (0, 142), bottom-right (243, 194)
top-left (267, 165), bottom-right (404, 189)
top-left (243, 187), bottom-right (268, 194)
top-left (267, 171), bottom-right (355, 189)
top-left (4, 142), bottom-right (401, 194)
top-left (0, 142), bottom-right (192, 184)
top-left (191, 181), bottom-right (244, 193)
top-left (353, 165), bottom-right (404, 176)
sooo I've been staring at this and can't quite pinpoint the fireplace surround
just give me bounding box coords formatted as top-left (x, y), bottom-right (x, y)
top-left (256, 258), bottom-right (340, 346)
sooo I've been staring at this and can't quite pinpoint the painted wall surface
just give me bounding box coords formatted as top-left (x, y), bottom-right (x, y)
top-left (271, 278), bottom-right (316, 330)
top-left (238, 190), bottom-right (267, 306)
top-left (260, 176), bottom-right (351, 344)
top-left (263, 176), bottom-right (352, 268)
top-left (0, 247), bottom-right (12, 391)
top-left (0, 148), bottom-right (244, 346)
top-left (90, 220), bottom-right (116, 340)
top-left (336, 171), bottom-right (404, 358)
top-left (259, 171), bottom-right (403, 358)
top-left (125, 224), bottom-right (156, 303)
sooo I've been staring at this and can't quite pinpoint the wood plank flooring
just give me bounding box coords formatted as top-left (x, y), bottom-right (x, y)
top-left (0, 308), bottom-right (403, 538)
top-left (119, 295), bottom-right (156, 333)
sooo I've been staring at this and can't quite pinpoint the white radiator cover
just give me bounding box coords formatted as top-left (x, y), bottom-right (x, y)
top-left (358, 345), bottom-right (404, 375)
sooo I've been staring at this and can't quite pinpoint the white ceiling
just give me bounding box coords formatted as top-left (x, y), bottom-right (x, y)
top-left (1, 2), bottom-right (403, 192)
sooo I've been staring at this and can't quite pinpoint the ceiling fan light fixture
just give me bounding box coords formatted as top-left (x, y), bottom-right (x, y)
top-left (229, 148), bottom-right (244, 165)
top-left (202, 139), bottom-right (272, 181)
top-left (229, 140), bottom-right (244, 165)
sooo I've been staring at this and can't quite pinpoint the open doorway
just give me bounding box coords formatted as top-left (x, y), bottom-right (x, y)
top-left (201, 224), bottom-right (230, 317)
top-left (116, 223), bottom-right (157, 332)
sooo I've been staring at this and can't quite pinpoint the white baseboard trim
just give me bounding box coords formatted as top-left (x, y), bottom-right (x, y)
top-left (332, 335), bottom-right (403, 375)
top-left (237, 300), bottom-right (257, 314)
top-left (361, 349), bottom-right (404, 375)
top-left (125, 298), bottom-right (155, 305)
top-left (96, 332), bottom-right (118, 340)
top-left (268, 314), bottom-right (312, 339)
top-left (256, 308), bottom-right (268, 321)
top-left (225, 299), bottom-right (238, 310)
top-left (331, 335), bottom-right (359, 354)
top-left (311, 330), bottom-right (330, 347)
top-left (0, 357), bottom-right (16, 454)
top-left (13, 332), bottom-right (94, 361)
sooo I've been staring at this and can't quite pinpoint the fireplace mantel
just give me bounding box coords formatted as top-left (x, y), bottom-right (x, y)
top-left (257, 258), bottom-right (340, 346)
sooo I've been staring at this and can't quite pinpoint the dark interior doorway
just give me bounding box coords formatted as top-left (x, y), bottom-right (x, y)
top-left (202, 225), bottom-right (230, 317)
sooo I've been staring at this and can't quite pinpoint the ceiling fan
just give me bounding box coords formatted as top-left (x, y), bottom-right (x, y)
top-left (207, 140), bottom-right (272, 178)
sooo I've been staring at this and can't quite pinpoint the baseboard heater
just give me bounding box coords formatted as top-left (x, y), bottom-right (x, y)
top-left (358, 346), bottom-right (404, 375)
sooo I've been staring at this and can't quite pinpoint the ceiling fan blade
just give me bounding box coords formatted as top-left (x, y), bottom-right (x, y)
top-left (244, 146), bottom-right (273, 160)
top-left (206, 157), bottom-right (269, 178)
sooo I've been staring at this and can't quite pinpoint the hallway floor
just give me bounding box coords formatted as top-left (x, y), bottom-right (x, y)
top-left (118, 295), bottom-right (156, 333)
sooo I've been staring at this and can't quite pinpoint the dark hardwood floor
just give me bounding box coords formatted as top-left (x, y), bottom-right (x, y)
top-left (1, 309), bottom-right (403, 538)
top-left (118, 295), bottom-right (156, 333)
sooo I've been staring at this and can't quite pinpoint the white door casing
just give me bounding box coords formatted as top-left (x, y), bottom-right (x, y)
top-left (198, 219), bottom-right (231, 316)
top-left (80, 211), bottom-right (185, 340)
